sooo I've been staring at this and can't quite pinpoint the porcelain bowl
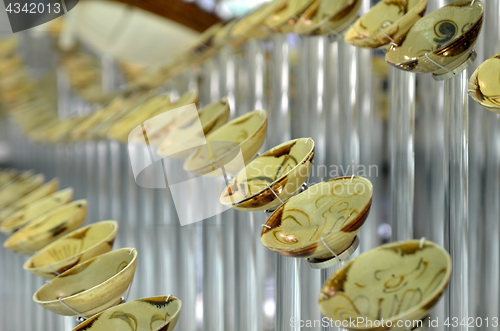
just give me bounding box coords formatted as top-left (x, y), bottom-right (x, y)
top-left (296, 0), bottom-right (361, 36)
top-left (261, 176), bottom-right (372, 260)
top-left (469, 52), bottom-right (500, 113)
top-left (24, 220), bottom-right (118, 279)
top-left (220, 138), bottom-right (315, 211)
top-left (0, 187), bottom-right (73, 235)
top-left (385, 1), bottom-right (484, 75)
top-left (184, 110), bottom-right (268, 176)
top-left (0, 173), bottom-right (44, 208)
top-left (157, 98), bottom-right (230, 159)
top-left (345, 0), bottom-right (427, 49)
top-left (319, 240), bottom-right (451, 330)
top-left (264, 0), bottom-right (316, 34)
top-left (4, 200), bottom-right (87, 255)
top-left (33, 248), bottom-right (138, 317)
top-left (72, 295), bottom-right (182, 331)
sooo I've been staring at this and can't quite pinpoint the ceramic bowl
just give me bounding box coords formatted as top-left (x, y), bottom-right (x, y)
top-left (24, 221), bottom-right (118, 279)
top-left (264, 0), bottom-right (316, 34)
top-left (0, 187), bottom-right (73, 235)
top-left (0, 173), bottom-right (44, 208)
top-left (261, 176), bottom-right (372, 260)
top-left (184, 110), bottom-right (268, 176)
top-left (385, 1), bottom-right (484, 76)
top-left (4, 200), bottom-right (87, 255)
top-left (157, 98), bottom-right (230, 159)
top-left (72, 296), bottom-right (182, 331)
top-left (0, 169), bottom-right (20, 189)
top-left (220, 138), bottom-right (315, 211)
top-left (33, 248), bottom-right (138, 317)
top-left (0, 38), bottom-right (18, 59)
top-left (319, 240), bottom-right (451, 330)
top-left (295, 0), bottom-right (361, 36)
top-left (345, 0), bottom-right (427, 49)
top-left (469, 52), bottom-right (500, 113)
top-left (127, 90), bottom-right (200, 146)
top-left (231, 1), bottom-right (280, 40)
top-left (107, 94), bottom-right (171, 142)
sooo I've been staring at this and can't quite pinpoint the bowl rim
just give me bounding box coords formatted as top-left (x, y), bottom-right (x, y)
top-left (468, 52), bottom-right (500, 110)
top-left (261, 176), bottom-right (373, 254)
top-left (297, 0), bottom-right (360, 34)
top-left (3, 199), bottom-right (88, 249)
top-left (183, 109), bottom-right (268, 173)
top-left (386, 0), bottom-right (484, 66)
top-left (220, 137), bottom-right (315, 207)
top-left (33, 247), bottom-right (138, 305)
top-left (23, 220), bottom-right (119, 272)
top-left (319, 239), bottom-right (452, 326)
top-left (264, 0), bottom-right (317, 30)
top-left (72, 295), bottom-right (182, 331)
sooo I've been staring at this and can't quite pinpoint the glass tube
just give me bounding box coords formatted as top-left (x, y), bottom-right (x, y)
top-left (389, 68), bottom-right (416, 241)
top-left (443, 70), bottom-right (469, 330)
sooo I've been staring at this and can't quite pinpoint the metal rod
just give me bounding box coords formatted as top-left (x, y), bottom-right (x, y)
top-left (443, 70), bottom-right (469, 331)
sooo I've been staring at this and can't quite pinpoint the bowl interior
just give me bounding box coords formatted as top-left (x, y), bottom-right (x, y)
top-left (261, 177), bottom-right (372, 252)
top-left (386, 1), bottom-right (483, 63)
top-left (35, 248), bottom-right (136, 303)
top-left (264, 0), bottom-right (314, 29)
top-left (26, 221), bottom-right (117, 269)
top-left (320, 241), bottom-right (451, 322)
top-left (184, 110), bottom-right (267, 172)
top-left (73, 296), bottom-right (182, 331)
top-left (4, 200), bottom-right (87, 247)
top-left (221, 138), bottom-right (314, 205)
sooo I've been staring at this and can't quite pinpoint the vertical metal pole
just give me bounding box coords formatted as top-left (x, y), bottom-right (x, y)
top-left (443, 70), bottom-right (469, 330)
top-left (389, 68), bottom-right (416, 241)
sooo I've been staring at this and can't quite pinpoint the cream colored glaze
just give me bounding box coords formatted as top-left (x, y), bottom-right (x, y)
top-left (319, 240), bottom-right (451, 331)
top-left (261, 176), bottom-right (372, 260)
top-left (469, 53), bottom-right (500, 113)
top-left (295, 0), bottom-right (361, 35)
top-left (24, 221), bottom-right (118, 279)
top-left (0, 173), bottom-right (44, 208)
top-left (231, 1), bottom-right (283, 39)
top-left (345, 0), bottom-right (427, 49)
top-left (127, 90), bottom-right (199, 145)
top-left (4, 200), bottom-right (87, 255)
top-left (220, 138), bottom-right (314, 211)
top-left (34, 248), bottom-right (137, 317)
top-left (385, 1), bottom-right (483, 74)
top-left (184, 110), bottom-right (268, 176)
top-left (264, 0), bottom-right (315, 33)
top-left (72, 296), bottom-right (181, 331)
top-left (157, 98), bottom-right (230, 159)
top-left (0, 38), bottom-right (18, 59)
top-left (0, 187), bottom-right (73, 234)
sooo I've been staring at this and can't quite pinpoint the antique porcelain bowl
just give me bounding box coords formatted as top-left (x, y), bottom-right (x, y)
top-left (72, 296), bottom-right (182, 331)
top-left (295, 0), bottom-right (361, 36)
top-left (319, 240), bottom-right (452, 331)
top-left (24, 221), bottom-right (118, 279)
top-left (33, 248), bottom-right (138, 317)
top-left (385, 1), bottom-right (484, 78)
top-left (469, 52), bottom-right (500, 113)
top-left (263, 0), bottom-right (316, 34)
top-left (157, 98), bottom-right (230, 159)
top-left (261, 176), bottom-right (372, 262)
top-left (127, 90), bottom-right (200, 146)
top-left (4, 200), bottom-right (87, 255)
top-left (0, 187), bottom-right (73, 235)
top-left (184, 110), bottom-right (268, 176)
top-left (231, 1), bottom-right (283, 40)
top-left (345, 0), bottom-right (427, 49)
top-left (220, 138), bottom-right (315, 211)
top-left (0, 173), bottom-right (44, 208)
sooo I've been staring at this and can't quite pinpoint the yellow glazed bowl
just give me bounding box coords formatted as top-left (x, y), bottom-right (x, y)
top-left (184, 110), bottom-right (268, 176)
top-left (263, 0), bottom-right (316, 34)
top-left (220, 138), bottom-right (315, 211)
top-left (319, 240), bottom-right (451, 330)
top-left (72, 296), bottom-right (182, 331)
top-left (345, 0), bottom-right (427, 49)
top-left (0, 187), bottom-right (73, 235)
top-left (157, 98), bottom-right (230, 159)
top-left (33, 248), bottom-right (138, 317)
top-left (385, 1), bottom-right (483, 75)
top-left (24, 220), bottom-right (118, 279)
top-left (469, 52), bottom-right (500, 113)
top-left (0, 173), bottom-right (44, 208)
top-left (261, 176), bottom-right (372, 260)
top-left (4, 200), bottom-right (87, 255)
